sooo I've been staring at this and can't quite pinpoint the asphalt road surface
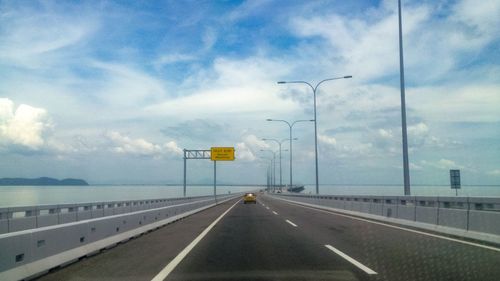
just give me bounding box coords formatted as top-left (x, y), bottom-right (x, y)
top-left (37, 194), bottom-right (500, 281)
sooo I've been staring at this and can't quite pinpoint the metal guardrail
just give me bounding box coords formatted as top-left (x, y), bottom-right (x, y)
top-left (0, 195), bottom-right (227, 234)
top-left (272, 193), bottom-right (500, 236)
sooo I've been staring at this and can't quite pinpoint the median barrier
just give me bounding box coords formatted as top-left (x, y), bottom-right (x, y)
top-left (271, 193), bottom-right (500, 242)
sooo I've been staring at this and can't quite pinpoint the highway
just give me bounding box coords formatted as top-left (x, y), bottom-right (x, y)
top-left (38, 194), bottom-right (500, 281)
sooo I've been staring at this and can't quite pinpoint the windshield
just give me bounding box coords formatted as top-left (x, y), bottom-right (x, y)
top-left (1, 1), bottom-right (499, 281)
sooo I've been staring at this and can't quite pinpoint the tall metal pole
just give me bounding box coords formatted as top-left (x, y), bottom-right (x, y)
top-left (313, 88), bottom-right (319, 195)
top-left (278, 142), bottom-right (282, 188)
top-left (289, 125), bottom-right (293, 188)
top-left (267, 166), bottom-right (270, 190)
top-left (399, 0), bottom-right (411, 195)
top-left (272, 153), bottom-right (276, 192)
top-left (214, 160), bottom-right (217, 201)
top-left (183, 149), bottom-right (187, 197)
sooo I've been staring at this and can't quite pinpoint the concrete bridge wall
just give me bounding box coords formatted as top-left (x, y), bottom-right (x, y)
top-left (0, 194), bottom-right (240, 281)
top-left (272, 193), bottom-right (500, 239)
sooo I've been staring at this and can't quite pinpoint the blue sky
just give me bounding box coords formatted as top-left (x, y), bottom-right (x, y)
top-left (0, 0), bottom-right (499, 186)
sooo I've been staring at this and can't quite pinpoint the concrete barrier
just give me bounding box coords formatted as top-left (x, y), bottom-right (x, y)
top-left (272, 193), bottom-right (500, 238)
top-left (0, 195), bottom-right (232, 234)
top-left (0, 193), bottom-right (240, 281)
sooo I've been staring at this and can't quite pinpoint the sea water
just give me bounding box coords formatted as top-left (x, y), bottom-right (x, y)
top-left (0, 185), bottom-right (258, 207)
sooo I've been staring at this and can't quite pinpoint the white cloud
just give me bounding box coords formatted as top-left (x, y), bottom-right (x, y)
top-left (452, 0), bottom-right (500, 37)
top-left (289, 3), bottom-right (430, 81)
top-left (243, 134), bottom-right (269, 149)
top-left (318, 134), bottom-right (337, 146)
top-left (410, 162), bottom-right (423, 170)
top-left (202, 27), bottom-right (217, 50)
top-left (146, 56), bottom-right (298, 118)
top-left (105, 131), bottom-right (181, 157)
top-left (155, 54), bottom-right (196, 65)
top-left (164, 141), bottom-right (183, 155)
top-left (236, 142), bottom-right (255, 161)
top-left (90, 61), bottom-right (167, 108)
top-left (408, 122), bottom-right (429, 137)
top-left (0, 3), bottom-right (98, 68)
top-left (487, 169), bottom-right (500, 176)
top-left (0, 98), bottom-right (51, 150)
top-left (409, 84), bottom-right (500, 122)
top-left (378, 129), bottom-right (393, 139)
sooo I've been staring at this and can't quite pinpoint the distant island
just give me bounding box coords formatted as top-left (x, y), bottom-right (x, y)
top-left (0, 177), bottom-right (89, 186)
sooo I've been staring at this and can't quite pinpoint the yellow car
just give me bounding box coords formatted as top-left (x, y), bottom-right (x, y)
top-left (243, 193), bottom-right (257, 204)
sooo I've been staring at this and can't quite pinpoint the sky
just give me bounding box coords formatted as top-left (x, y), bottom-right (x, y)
top-left (0, 0), bottom-right (499, 186)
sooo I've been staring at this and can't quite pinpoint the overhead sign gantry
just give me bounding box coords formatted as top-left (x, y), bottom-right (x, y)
top-left (183, 147), bottom-right (235, 197)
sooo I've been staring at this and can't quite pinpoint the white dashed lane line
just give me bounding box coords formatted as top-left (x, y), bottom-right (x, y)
top-left (285, 219), bottom-right (298, 227)
top-left (325, 244), bottom-right (377, 275)
top-left (272, 211), bottom-right (278, 215)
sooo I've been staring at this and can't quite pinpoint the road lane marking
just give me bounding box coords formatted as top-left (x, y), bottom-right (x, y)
top-left (272, 211), bottom-right (278, 215)
top-left (266, 207), bottom-right (270, 210)
top-left (325, 245), bottom-right (377, 275)
top-left (286, 219), bottom-right (298, 227)
top-left (151, 199), bottom-right (240, 281)
top-left (280, 199), bottom-right (500, 252)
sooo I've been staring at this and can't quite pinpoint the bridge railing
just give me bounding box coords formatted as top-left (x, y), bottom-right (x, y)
top-left (0, 195), bottom-right (228, 234)
top-left (272, 193), bottom-right (500, 237)
top-left (0, 193), bottom-right (242, 280)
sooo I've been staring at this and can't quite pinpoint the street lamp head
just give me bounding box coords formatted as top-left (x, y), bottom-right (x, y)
top-left (309, 119), bottom-right (315, 122)
top-left (266, 118), bottom-right (273, 121)
top-left (293, 138), bottom-right (299, 140)
top-left (277, 81), bottom-right (286, 84)
top-left (344, 75), bottom-right (353, 79)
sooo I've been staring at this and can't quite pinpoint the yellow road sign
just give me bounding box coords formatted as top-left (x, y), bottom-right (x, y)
top-left (211, 147), bottom-right (235, 161)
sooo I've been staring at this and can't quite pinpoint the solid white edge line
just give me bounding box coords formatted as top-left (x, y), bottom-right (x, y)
top-left (151, 199), bottom-right (240, 281)
top-left (325, 245), bottom-right (377, 275)
top-left (272, 211), bottom-right (278, 215)
top-left (280, 199), bottom-right (500, 252)
top-left (286, 219), bottom-right (298, 227)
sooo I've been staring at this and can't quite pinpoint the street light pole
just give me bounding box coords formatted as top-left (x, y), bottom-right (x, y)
top-left (260, 149), bottom-right (278, 192)
top-left (278, 76), bottom-right (352, 195)
top-left (263, 138), bottom-right (297, 190)
top-left (266, 119), bottom-right (314, 188)
top-left (398, 0), bottom-right (411, 196)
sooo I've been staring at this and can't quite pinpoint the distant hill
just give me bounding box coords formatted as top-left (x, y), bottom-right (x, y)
top-left (0, 177), bottom-right (89, 186)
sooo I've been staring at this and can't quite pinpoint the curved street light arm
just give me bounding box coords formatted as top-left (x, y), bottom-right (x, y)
top-left (314, 76), bottom-right (349, 92)
top-left (291, 119), bottom-right (315, 127)
top-left (262, 138), bottom-right (282, 147)
top-left (280, 80), bottom-right (314, 92)
top-left (267, 119), bottom-right (291, 128)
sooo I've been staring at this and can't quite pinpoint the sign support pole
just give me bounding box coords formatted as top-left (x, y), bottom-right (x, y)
top-left (183, 149), bottom-right (187, 197)
top-left (214, 160), bottom-right (217, 202)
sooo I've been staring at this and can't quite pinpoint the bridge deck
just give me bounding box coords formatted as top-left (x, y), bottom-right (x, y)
top-left (38, 195), bottom-right (500, 281)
